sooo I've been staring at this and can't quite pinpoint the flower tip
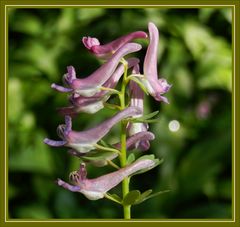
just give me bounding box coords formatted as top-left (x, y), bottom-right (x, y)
top-left (148, 22), bottom-right (159, 37)
top-left (123, 42), bottom-right (142, 53)
top-left (51, 83), bottom-right (73, 93)
top-left (132, 42), bottom-right (142, 51)
top-left (136, 31), bottom-right (148, 39)
top-left (148, 22), bottom-right (157, 28)
top-left (82, 36), bottom-right (100, 50)
top-left (43, 138), bottom-right (67, 146)
top-left (55, 178), bottom-right (62, 185)
top-left (43, 138), bottom-right (49, 144)
top-left (155, 95), bottom-right (169, 104)
top-left (147, 131), bottom-right (155, 140)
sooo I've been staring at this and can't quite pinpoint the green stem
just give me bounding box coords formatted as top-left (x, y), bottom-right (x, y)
top-left (119, 59), bottom-right (131, 219)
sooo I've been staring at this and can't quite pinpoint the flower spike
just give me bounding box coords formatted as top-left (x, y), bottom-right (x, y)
top-left (82, 31), bottom-right (147, 59)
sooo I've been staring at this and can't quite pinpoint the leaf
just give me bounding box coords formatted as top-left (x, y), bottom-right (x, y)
top-left (134, 190), bottom-right (170, 205)
top-left (106, 193), bottom-right (122, 204)
top-left (128, 76), bottom-right (149, 95)
top-left (80, 151), bottom-right (117, 161)
top-left (100, 139), bottom-right (110, 147)
top-left (134, 189), bottom-right (153, 205)
top-left (123, 190), bottom-right (141, 206)
top-left (100, 139), bottom-right (117, 149)
top-left (139, 111), bottom-right (159, 120)
top-left (127, 111), bottom-right (160, 124)
top-left (127, 153), bottom-right (135, 165)
top-left (131, 118), bottom-right (160, 124)
top-left (79, 150), bottom-right (118, 167)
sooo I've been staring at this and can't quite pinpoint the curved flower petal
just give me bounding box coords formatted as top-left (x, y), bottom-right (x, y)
top-left (82, 31), bottom-right (147, 59)
top-left (44, 107), bottom-right (141, 153)
top-left (52, 43), bottom-right (142, 97)
top-left (142, 22), bottom-right (171, 103)
top-left (57, 159), bottom-right (155, 200)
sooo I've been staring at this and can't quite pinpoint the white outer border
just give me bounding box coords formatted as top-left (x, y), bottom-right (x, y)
top-left (4, 4), bottom-right (236, 223)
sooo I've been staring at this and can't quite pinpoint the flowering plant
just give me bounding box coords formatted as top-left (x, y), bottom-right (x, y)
top-left (44, 22), bottom-right (171, 219)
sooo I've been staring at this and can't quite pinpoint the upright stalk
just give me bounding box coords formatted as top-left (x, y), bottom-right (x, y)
top-left (119, 59), bottom-right (131, 219)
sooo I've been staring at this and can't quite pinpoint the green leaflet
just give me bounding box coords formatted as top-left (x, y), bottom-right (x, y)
top-left (79, 150), bottom-right (118, 167)
top-left (126, 153), bottom-right (135, 165)
top-left (122, 189), bottom-right (170, 206)
top-left (127, 76), bottom-right (149, 95)
top-left (134, 190), bottom-right (170, 205)
top-left (128, 111), bottom-right (160, 124)
top-left (123, 190), bottom-right (141, 206)
top-left (105, 193), bottom-right (122, 205)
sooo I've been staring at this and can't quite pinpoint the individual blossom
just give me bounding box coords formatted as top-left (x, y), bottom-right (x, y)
top-left (44, 107), bottom-right (141, 153)
top-left (57, 158), bottom-right (156, 200)
top-left (140, 22), bottom-right (171, 103)
top-left (82, 31), bottom-right (147, 59)
top-left (127, 66), bottom-right (154, 151)
top-left (58, 58), bottom-right (140, 115)
top-left (51, 43), bottom-right (142, 97)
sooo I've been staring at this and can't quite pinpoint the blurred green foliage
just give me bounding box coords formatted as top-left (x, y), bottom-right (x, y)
top-left (8, 8), bottom-right (232, 219)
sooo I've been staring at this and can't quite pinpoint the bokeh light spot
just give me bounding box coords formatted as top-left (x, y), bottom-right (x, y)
top-left (168, 120), bottom-right (180, 132)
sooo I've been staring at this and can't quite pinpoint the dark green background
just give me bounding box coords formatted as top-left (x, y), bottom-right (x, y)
top-left (8, 8), bottom-right (232, 219)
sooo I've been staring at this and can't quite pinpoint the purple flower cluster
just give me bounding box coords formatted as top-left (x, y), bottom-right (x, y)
top-left (44, 22), bottom-right (170, 200)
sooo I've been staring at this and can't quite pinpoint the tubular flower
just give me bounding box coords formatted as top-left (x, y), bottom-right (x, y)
top-left (141, 22), bottom-right (171, 103)
top-left (44, 107), bottom-right (141, 153)
top-left (127, 66), bottom-right (154, 151)
top-left (58, 58), bottom-right (140, 115)
top-left (82, 31), bottom-right (147, 59)
top-left (51, 43), bottom-right (142, 97)
top-left (57, 159), bottom-right (155, 200)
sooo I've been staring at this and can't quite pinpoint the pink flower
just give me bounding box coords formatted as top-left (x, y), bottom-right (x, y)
top-left (141, 22), bottom-right (171, 103)
top-left (82, 31), bottom-right (147, 58)
top-left (51, 43), bottom-right (142, 97)
top-left (44, 107), bottom-right (141, 153)
top-left (58, 58), bottom-right (140, 115)
top-left (57, 158), bottom-right (156, 200)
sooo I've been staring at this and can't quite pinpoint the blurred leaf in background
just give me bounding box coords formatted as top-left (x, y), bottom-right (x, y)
top-left (8, 7), bottom-right (232, 219)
